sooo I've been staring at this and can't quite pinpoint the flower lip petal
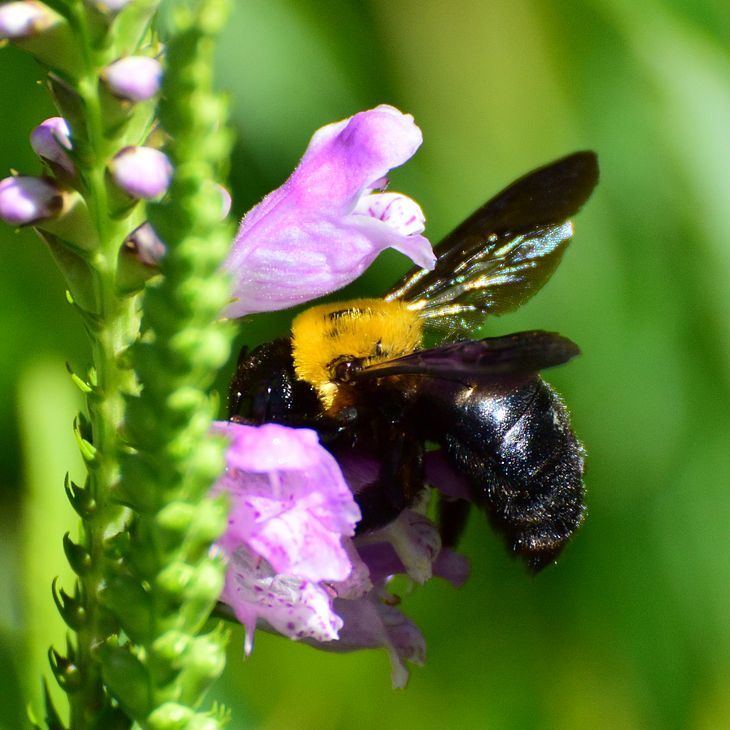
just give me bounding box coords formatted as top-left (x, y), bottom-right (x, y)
top-left (221, 546), bottom-right (343, 651)
top-left (354, 192), bottom-right (426, 236)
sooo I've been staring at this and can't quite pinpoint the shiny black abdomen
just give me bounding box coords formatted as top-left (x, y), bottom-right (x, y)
top-left (416, 376), bottom-right (585, 571)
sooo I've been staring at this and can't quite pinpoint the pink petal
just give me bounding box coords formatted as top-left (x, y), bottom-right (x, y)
top-left (222, 546), bottom-right (343, 652)
top-left (214, 421), bottom-right (360, 582)
top-left (310, 594), bottom-right (426, 689)
top-left (353, 192), bottom-right (426, 236)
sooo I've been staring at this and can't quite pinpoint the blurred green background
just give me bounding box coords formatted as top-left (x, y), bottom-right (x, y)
top-left (2, 0), bottom-right (730, 728)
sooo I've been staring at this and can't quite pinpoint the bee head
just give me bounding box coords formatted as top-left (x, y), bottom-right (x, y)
top-left (291, 297), bottom-right (423, 410)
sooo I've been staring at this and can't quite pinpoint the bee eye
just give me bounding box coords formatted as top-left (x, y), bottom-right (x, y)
top-left (334, 359), bottom-right (362, 383)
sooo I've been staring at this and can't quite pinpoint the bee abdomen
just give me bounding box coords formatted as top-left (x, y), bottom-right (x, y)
top-left (442, 378), bottom-right (585, 571)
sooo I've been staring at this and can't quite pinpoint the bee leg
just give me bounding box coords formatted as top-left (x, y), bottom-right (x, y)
top-left (354, 432), bottom-right (424, 534)
top-left (437, 496), bottom-right (471, 548)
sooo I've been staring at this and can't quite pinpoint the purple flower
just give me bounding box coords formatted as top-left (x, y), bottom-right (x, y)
top-left (103, 56), bottom-right (162, 102)
top-left (0, 176), bottom-right (63, 225)
top-left (30, 117), bottom-right (74, 175)
top-left (223, 105), bottom-right (436, 318)
top-left (109, 146), bottom-right (172, 200)
top-left (214, 421), bottom-right (469, 686)
top-left (0, 1), bottom-right (55, 39)
top-left (212, 422), bottom-right (361, 653)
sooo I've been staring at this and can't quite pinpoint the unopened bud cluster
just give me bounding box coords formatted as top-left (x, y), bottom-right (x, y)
top-left (0, 1), bottom-right (175, 295)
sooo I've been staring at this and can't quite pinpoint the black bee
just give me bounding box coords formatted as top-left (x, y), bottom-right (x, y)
top-left (229, 152), bottom-right (599, 572)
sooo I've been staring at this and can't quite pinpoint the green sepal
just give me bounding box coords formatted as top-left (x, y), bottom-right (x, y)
top-left (185, 495), bottom-right (228, 555)
top-left (73, 415), bottom-right (98, 465)
top-left (39, 232), bottom-right (98, 314)
top-left (47, 73), bottom-right (88, 145)
top-left (155, 561), bottom-right (194, 602)
top-left (48, 645), bottom-right (83, 693)
top-left (36, 193), bottom-right (99, 252)
top-left (150, 629), bottom-right (189, 675)
top-left (51, 577), bottom-right (86, 630)
top-left (100, 74), bottom-right (160, 141)
top-left (168, 327), bottom-right (231, 375)
top-left (41, 678), bottom-right (67, 729)
top-left (99, 575), bottom-right (151, 642)
top-left (66, 362), bottom-right (94, 394)
top-left (155, 501), bottom-right (195, 536)
top-left (156, 496), bottom-right (227, 558)
top-left (64, 474), bottom-right (97, 519)
top-left (103, 530), bottom-right (132, 562)
top-left (98, 644), bottom-right (151, 720)
top-left (63, 532), bottom-right (93, 575)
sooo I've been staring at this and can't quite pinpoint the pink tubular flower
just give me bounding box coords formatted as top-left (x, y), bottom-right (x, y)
top-left (212, 422), bottom-right (361, 653)
top-left (223, 104), bottom-right (436, 318)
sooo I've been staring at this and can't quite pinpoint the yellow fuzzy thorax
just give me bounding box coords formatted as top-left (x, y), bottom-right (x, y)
top-left (291, 298), bottom-right (423, 409)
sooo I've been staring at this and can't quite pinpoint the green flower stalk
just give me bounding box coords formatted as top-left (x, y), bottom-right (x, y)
top-left (1, 0), bottom-right (233, 727)
top-left (104, 0), bottom-right (234, 726)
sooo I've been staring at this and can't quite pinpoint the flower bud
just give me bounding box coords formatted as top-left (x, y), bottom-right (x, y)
top-left (86, 0), bottom-right (132, 14)
top-left (109, 146), bottom-right (172, 200)
top-left (30, 117), bottom-right (74, 175)
top-left (124, 222), bottom-right (166, 266)
top-left (103, 56), bottom-right (163, 102)
top-left (0, 1), bottom-right (54, 39)
top-left (0, 2), bottom-right (81, 75)
top-left (0, 175), bottom-right (63, 225)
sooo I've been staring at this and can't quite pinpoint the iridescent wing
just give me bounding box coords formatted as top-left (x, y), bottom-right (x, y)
top-left (385, 151), bottom-right (599, 338)
top-left (351, 330), bottom-right (580, 383)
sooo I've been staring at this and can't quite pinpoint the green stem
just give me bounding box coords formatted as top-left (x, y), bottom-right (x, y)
top-left (54, 5), bottom-right (148, 727)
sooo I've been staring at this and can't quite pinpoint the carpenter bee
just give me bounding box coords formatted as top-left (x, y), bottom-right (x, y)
top-left (229, 152), bottom-right (599, 572)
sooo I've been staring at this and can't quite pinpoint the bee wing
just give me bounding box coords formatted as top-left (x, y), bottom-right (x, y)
top-left (385, 151), bottom-right (599, 338)
top-left (353, 331), bottom-right (579, 382)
